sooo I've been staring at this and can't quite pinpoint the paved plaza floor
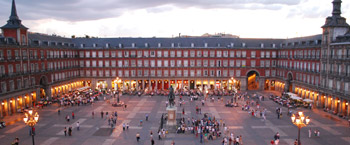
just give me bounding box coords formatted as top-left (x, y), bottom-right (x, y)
top-left (0, 91), bottom-right (349, 145)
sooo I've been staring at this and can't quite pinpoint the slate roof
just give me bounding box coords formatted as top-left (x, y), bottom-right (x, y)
top-left (71, 37), bottom-right (284, 49)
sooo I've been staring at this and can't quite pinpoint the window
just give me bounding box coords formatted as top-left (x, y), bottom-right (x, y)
top-left (124, 51), bottom-right (129, 57)
top-left (144, 60), bottom-right (149, 67)
top-left (0, 50), bottom-right (3, 60)
top-left (137, 60), bottom-right (142, 67)
top-left (265, 70), bottom-right (270, 76)
top-left (124, 70), bottom-right (129, 77)
top-left (177, 60), bottom-right (182, 67)
top-left (170, 60), bottom-right (175, 67)
top-left (111, 60), bottom-right (116, 67)
top-left (217, 60), bottom-right (221, 67)
top-left (177, 70), bottom-right (181, 77)
top-left (229, 70), bottom-right (234, 76)
top-left (151, 70), bottom-right (155, 77)
top-left (230, 51), bottom-right (235, 58)
top-left (223, 51), bottom-right (228, 57)
top-left (8, 64), bottom-right (13, 75)
top-left (17, 79), bottom-right (21, 90)
top-left (251, 60), bottom-right (256, 67)
top-left (92, 51), bottom-right (96, 58)
top-left (266, 51), bottom-right (270, 58)
top-left (242, 51), bottom-right (246, 58)
top-left (260, 61), bottom-right (265, 67)
top-left (177, 51), bottom-right (182, 57)
top-left (98, 51), bottom-right (103, 58)
top-left (203, 60), bottom-right (208, 67)
top-left (184, 60), bottom-right (188, 67)
top-left (197, 51), bottom-right (202, 57)
top-left (157, 60), bottom-right (162, 67)
top-left (124, 60), bottom-right (129, 67)
top-left (183, 51), bottom-right (188, 57)
top-left (144, 51), bottom-right (149, 57)
top-left (118, 70), bottom-right (123, 77)
top-left (170, 51), bottom-right (175, 57)
top-left (105, 61), bottom-right (110, 67)
top-left (164, 51), bottom-right (168, 57)
top-left (118, 51), bottom-right (123, 57)
top-left (251, 51), bottom-right (256, 58)
top-left (137, 51), bottom-right (142, 58)
top-left (157, 51), bottom-right (162, 57)
top-left (197, 70), bottom-right (201, 77)
top-left (242, 60), bottom-right (246, 67)
top-left (217, 51), bottom-right (222, 57)
top-left (171, 70), bottom-right (176, 77)
top-left (210, 51), bottom-right (215, 57)
top-left (7, 50), bottom-right (12, 60)
top-left (210, 60), bottom-right (215, 67)
top-left (203, 51), bottom-right (208, 57)
top-left (184, 70), bottom-right (188, 77)
top-left (204, 70), bottom-right (208, 76)
top-left (236, 60), bottom-right (241, 67)
top-left (260, 51), bottom-right (265, 58)
top-left (236, 70), bottom-right (241, 77)
top-left (217, 70), bottom-right (221, 77)
top-left (236, 51), bottom-right (241, 58)
top-left (164, 70), bottom-right (168, 77)
top-left (98, 61), bottom-right (103, 67)
top-left (197, 60), bottom-right (202, 67)
top-left (151, 60), bottom-right (155, 67)
top-left (229, 60), bottom-right (234, 67)
top-left (16, 64), bottom-right (21, 73)
top-left (1, 82), bottom-right (7, 93)
top-left (190, 60), bottom-right (195, 67)
top-left (190, 70), bottom-right (195, 77)
top-left (144, 70), bottom-right (149, 76)
top-left (9, 80), bottom-right (14, 91)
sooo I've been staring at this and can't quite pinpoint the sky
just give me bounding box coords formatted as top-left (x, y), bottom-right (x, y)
top-left (0, 0), bottom-right (349, 38)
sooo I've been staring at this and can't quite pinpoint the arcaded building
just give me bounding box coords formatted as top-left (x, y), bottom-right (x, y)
top-left (0, 0), bottom-right (349, 118)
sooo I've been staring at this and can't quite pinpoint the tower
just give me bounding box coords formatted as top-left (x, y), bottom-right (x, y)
top-left (322, 0), bottom-right (349, 44)
top-left (1, 0), bottom-right (28, 45)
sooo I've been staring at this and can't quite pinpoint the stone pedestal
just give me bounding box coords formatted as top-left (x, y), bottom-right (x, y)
top-left (166, 106), bottom-right (177, 126)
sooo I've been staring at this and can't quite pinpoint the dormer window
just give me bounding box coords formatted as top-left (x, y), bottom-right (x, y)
top-left (145, 43), bottom-right (149, 48)
top-left (171, 43), bottom-right (175, 48)
top-left (260, 43), bottom-right (264, 48)
top-left (217, 43), bottom-right (221, 47)
top-left (177, 43), bottom-right (181, 47)
top-left (242, 43), bottom-right (246, 47)
top-left (230, 43), bottom-right (234, 47)
top-left (272, 43), bottom-right (276, 48)
top-left (118, 43), bottom-right (123, 48)
top-left (158, 43), bottom-right (161, 47)
top-left (191, 43), bottom-right (194, 47)
top-left (80, 44), bottom-right (85, 48)
top-left (204, 43), bottom-right (208, 48)
top-left (93, 43), bottom-right (97, 47)
top-left (106, 43), bottom-right (110, 48)
top-left (132, 43), bottom-right (136, 48)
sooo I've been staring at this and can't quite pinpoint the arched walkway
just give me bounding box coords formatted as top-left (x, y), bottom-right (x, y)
top-left (247, 70), bottom-right (260, 90)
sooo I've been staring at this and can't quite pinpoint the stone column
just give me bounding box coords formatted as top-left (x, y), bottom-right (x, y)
top-left (347, 100), bottom-right (350, 117)
top-left (181, 80), bottom-right (184, 89)
top-left (8, 98), bottom-right (11, 115)
top-left (240, 78), bottom-right (247, 91)
top-left (325, 96), bottom-right (328, 109)
top-left (0, 101), bottom-right (3, 118)
top-left (107, 78), bottom-right (112, 90)
top-left (161, 80), bottom-right (164, 90)
top-left (331, 97), bottom-right (334, 111)
top-left (91, 79), bottom-right (97, 90)
top-left (259, 78), bottom-right (265, 91)
top-left (220, 80), bottom-right (223, 89)
top-left (15, 97), bottom-right (18, 113)
top-left (136, 80), bottom-right (139, 90)
top-left (142, 80), bottom-right (145, 90)
top-left (339, 99), bottom-right (342, 115)
top-left (201, 80), bottom-right (203, 90)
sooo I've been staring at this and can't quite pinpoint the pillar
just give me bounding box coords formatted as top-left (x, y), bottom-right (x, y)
top-left (241, 78), bottom-right (247, 91)
top-left (331, 97), bottom-right (334, 111)
top-left (107, 79), bottom-right (112, 90)
top-left (181, 80), bottom-right (184, 89)
top-left (325, 96), bottom-right (328, 109)
top-left (142, 80), bottom-right (145, 90)
top-left (201, 80), bottom-right (203, 90)
top-left (15, 97), bottom-right (18, 113)
top-left (259, 78), bottom-right (265, 91)
top-left (161, 80), bottom-right (164, 90)
top-left (8, 98), bottom-right (11, 115)
top-left (339, 98), bottom-right (342, 114)
top-left (0, 101), bottom-right (2, 118)
top-left (347, 100), bottom-right (350, 117)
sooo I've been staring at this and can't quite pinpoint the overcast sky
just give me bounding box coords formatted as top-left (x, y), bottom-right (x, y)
top-left (0, 0), bottom-right (349, 38)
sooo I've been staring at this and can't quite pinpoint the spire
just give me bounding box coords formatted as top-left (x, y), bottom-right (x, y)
top-left (1, 0), bottom-right (27, 29)
top-left (10, 0), bottom-right (19, 20)
top-left (332, 0), bottom-right (341, 17)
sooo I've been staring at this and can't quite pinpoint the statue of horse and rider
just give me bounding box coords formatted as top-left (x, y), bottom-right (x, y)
top-left (168, 85), bottom-right (175, 107)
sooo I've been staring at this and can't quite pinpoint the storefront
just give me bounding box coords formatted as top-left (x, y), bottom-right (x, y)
top-left (176, 80), bottom-right (182, 89)
top-left (164, 80), bottom-right (169, 89)
top-left (190, 80), bottom-right (195, 90)
top-left (183, 80), bottom-right (189, 89)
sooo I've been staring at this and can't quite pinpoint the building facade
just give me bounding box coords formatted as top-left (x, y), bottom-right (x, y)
top-left (0, 0), bottom-right (349, 118)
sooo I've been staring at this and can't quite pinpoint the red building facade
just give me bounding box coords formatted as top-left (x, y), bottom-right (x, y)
top-left (0, 0), bottom-right (349, 118)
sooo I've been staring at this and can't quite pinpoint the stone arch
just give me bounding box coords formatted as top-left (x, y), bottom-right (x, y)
top-left (247, 70), bottom-right (260, 90)
top-left (39, 75), bottom-right (49, 99)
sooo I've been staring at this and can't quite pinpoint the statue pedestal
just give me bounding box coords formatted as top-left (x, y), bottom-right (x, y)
top-left (166, 106), bottom-right (177, 126)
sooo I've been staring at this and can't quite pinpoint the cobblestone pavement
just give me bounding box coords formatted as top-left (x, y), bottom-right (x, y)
top-left (0, 91), bottom-right (349, 145)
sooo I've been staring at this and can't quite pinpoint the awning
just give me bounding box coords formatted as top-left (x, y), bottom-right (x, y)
top-left (290, 96), bottom-right (302, 100)
top-left (77, 86), bottom-right (90, 91)
top-left (303, 99), bottom-right (314, 103)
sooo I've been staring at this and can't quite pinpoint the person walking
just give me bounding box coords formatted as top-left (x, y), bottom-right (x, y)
top-left (101, 111), bottom-right (104, 118)
top-left (64, 127), bottom-right (67, 136)
top-left (126, 123), bottom-right (129, 130)
top-left (158, 130), bottom-right (162, 140)
top-left (58, 109), bottom-right (61, 115)
top-left (68, 127), bottom-right (72, 136)
top-left (66, 115), bottom-right (70, 122)
top-left (151, 138), bottom-right (155, 145)
top-left (72, 112), bottom-right (75, 119)
top-left (123, 123), bottom-right (126, 131)
top-left (146, 114), bottom-right (149, 121)
top-left (136, 132), bottom-right (140, 142)
top-left (76, 122), bottom-right (80, 131)
top-left (92, 111), bottom-right (94, 119)
top-left (308, 128), bottom-right (311, 138)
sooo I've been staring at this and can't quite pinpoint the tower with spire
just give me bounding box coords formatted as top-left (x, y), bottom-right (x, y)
top-left (322, 0), bottom-right (349, 44)
top-left (1, 0), bottom-right (28, 45)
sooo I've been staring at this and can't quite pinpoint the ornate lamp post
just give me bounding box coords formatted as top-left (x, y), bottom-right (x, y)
top-left (291, 111), bottom-right (310, 145)
top-left (23, 110), bottom-right (39, 145)
top-left (114, 77), bottom-right (122, 103)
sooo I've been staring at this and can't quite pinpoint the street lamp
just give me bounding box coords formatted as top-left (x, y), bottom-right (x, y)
top-left (291, 111), bottom-right (310, 145)
top-left (23, 110), bottom-right (39, 145)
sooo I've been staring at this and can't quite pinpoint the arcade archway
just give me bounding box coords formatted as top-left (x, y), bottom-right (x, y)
top-left (247, 70), bottom-right (259, 90)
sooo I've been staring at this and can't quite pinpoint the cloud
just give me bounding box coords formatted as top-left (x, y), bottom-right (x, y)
top-left (0, 0), bottom-right (301, 21)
